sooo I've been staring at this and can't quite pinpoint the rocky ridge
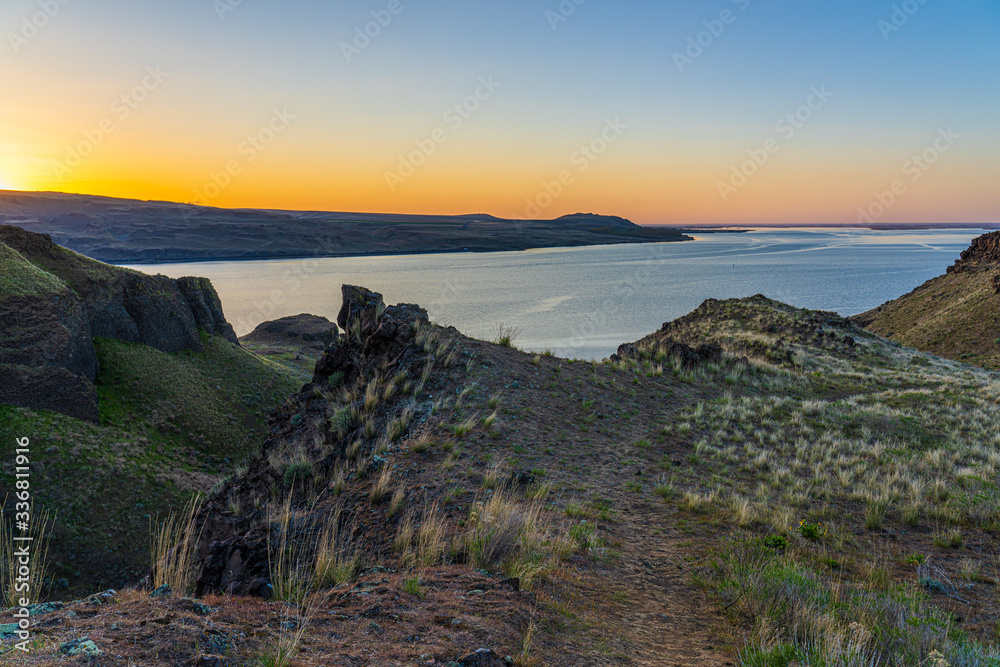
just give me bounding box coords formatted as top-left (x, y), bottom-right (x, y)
top-left (946, 230), bottom-right (1000, 274)
top-left (852, 231), bottom-right (1000, 366)
top-left (0, 225), bottom-right (238, 421)
top-left (195, 285), bottom-right (436, 595)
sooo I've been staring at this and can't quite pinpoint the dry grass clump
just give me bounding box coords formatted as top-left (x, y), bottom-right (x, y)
top-left (313, 508), bottom-right (359, 587)
top-left (370, 465), bottom-right (393, 505)
top-left (0, 505), bottom-right (53, 607)
top-left (463, 490), bottom-right (567, 588)
top-left (395, 502), bottom-right (449, 568)
top-left (483, 458), bottom-right (508, 490)
top-left (150, 496), bottom-right (203, 596)
top-left (267, 494), bottom-right (313, 606)
top-left (269, 495), bottom-right (364, 605)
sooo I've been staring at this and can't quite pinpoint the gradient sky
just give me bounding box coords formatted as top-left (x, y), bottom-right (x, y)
top-left (1, 0), bottom-right (998, 224)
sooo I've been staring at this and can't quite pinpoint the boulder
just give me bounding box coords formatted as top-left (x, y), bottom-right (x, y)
top-left (242, 313), bottom-right (338, 349)
top-left (338, 285), bottom-right (386, 341)
top-left (60, 637), bottom-right (102, 658)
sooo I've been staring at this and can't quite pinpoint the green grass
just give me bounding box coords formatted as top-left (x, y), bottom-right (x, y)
top-left (0, 404), bottom-right (193, 597)
top-left (709, 537), bottom-right (1000, 667)
top-left (0, 243), bottom-right (68, 298)
top-left (95, 334), bottom-right (301, 459)
top-left (0, 333), bottom-right (302, 598)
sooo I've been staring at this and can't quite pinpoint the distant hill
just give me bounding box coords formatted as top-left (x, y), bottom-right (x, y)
top-left (852, 231), bottom-right (1000, 368)
top-left (0, 190), bottom-right (691, 263)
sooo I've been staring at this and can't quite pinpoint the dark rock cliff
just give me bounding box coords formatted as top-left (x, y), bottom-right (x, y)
top-left (193, 285), bottom-right (430, 596)
top-left (0, 225), bottom-right (239, 422)
top-left (947, 230), bottom-right (1000, 274)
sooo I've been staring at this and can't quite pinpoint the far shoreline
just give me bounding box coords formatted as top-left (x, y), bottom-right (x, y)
top-left (109, 234), bottom-right (714, 267)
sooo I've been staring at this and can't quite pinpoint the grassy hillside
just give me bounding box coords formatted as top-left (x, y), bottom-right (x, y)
top-left (854, 232), bottom-right (1000, 368)
top-left (0, 243), bottom-right (66, 298)
top-left (95, 333), bottom-right (307, 459)
top-left (8, 293), bottom-right (1000, 665)
top-left (0, 334), bottom-right (303, 597)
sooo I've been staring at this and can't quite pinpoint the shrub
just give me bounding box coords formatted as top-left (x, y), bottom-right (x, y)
top-left (492, 322), bottom-right (521, 348)
top-left (796, 520), bottom-right (826, 540)
top-left (330, 407), bottom-right (354, 437)
top-left (327, 370), bottom-right (345, 388)
top-left (283, 461), bottom-right (313, 486)
top-left (762, 535), bottom-right (788, 551)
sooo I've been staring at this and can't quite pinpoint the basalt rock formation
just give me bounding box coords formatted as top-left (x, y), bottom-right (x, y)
top-left (241, 313), bottom-right (339, 351)
top-left (945, 230), bottom-right (1000, 275)
top-left (194, 285), bottom-right (432, 596)
top-left (0, 225), bottom-right (238, 421)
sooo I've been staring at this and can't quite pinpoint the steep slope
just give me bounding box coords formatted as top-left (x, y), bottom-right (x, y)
top-left (0, 225), bottom-right (238, 421)
top-left (852, 231), bottom-right (1000, 368)
top-left (0, 229), bottom-right (302, 596)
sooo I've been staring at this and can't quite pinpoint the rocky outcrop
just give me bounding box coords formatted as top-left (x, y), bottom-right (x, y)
top-left (947, 231), bottom-right (1000, 274)
top-left (241, 313), bottom-right (338, 350)
top-left (177, 277), bottom-right (239, 344)
top-left (0, 225), bottom-right (239, 422)
top-left (612, 340), bottom-right (722, 367)
top-left (194, 286), bottom-right (430, 597)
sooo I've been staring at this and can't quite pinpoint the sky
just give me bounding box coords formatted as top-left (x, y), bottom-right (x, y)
top-left (1, 0), bottom-right (998, 225)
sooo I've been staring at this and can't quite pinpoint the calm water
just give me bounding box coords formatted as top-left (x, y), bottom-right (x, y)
top-left (126, 228), bottom-right (985, 360)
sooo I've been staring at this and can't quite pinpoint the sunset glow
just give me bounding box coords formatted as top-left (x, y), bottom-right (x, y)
top-left (1, 1), bottom-right (998, 224)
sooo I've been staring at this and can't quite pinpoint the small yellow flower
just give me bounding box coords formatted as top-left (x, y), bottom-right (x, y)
top-left (927, 650), bottom-right (950, 667)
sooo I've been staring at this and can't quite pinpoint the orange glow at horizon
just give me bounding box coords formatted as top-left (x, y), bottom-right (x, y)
top-left (5, 114), bottom-right (998, 226)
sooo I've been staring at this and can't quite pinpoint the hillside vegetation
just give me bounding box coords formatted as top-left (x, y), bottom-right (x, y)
top-left (0, 228), bottom-right (304, 596)
top-left (0, 335), bottom-right (302, 596)
top-left (12, 285), bottom-right (997, 666)
top-left (854, 230), bottom-right (1000, 368)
